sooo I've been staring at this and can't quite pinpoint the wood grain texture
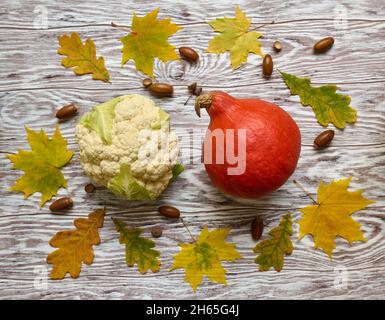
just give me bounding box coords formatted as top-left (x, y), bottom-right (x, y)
top-left (0, 0), bottom-right (384, 300)
top-left (2, 20), bottom-right (385, 92)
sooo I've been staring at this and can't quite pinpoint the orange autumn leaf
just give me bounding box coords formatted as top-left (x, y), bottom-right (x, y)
top-left (298, 177), bottom-right (375, 257)
top-left (58, 32), bottom-right (110, 82)
top-left (47, 208), bottom-right (105, 279)
top-left (170, 226), bottom-right (242, 292)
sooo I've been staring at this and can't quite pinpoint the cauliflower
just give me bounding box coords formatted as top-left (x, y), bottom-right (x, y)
top-left (76, 94), bottom-right (183, 200)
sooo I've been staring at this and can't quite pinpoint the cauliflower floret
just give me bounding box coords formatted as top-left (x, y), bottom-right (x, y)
top-left (76, 94), bottom-right (182, 200)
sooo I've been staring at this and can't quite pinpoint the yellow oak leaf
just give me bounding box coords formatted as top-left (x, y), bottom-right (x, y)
top-left (298, 177), bottom-right (375, 257)
top-left (280, 71), bottom-right (357, 129)
top-left (7, 126), bottom-right (73, 206)
top-left (254, 213), bottom-right (293, 272)
top-left (58, 32), bottom-right (110, 82)
top-left (206, 5), bottom-right (263, 69)
top-left (120, 8), bottom-right (182, 77)
top-left (170, 226), bottom-right (242, 292)
top-left (47, 208), bottom-right (105, 279)
top-left (112, 218), bottom-right (160, 273)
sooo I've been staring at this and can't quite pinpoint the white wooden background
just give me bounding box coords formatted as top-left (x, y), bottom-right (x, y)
top-left (0, 0), bottom-right (384, 300)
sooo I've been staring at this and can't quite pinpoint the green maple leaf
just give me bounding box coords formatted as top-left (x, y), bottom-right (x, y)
top-left (253, 213), bottom-right (293, 272)
top-left (113, 218), bottom-right (160, 273)
top-left (170, 226), bottom-right (242, 292)
top-left (120, 8), bottom-right (182, 77)
top-left (7, 126), bottom-right (73, 206)
top-left (280, 71), bottom-right (357, 129)
top-left (206, 5), bottom-right (263, 69)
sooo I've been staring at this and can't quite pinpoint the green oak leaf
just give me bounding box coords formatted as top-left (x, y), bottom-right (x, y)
top-left (7, 126), bottom-right (73, 206)
top-left (206, 5), bottom-right (263, 69)
top-left (253, 213), bottom-right (293, 272)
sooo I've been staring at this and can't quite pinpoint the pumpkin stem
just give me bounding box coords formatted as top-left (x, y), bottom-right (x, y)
top-left (194, 94), bottom-right (212, 117)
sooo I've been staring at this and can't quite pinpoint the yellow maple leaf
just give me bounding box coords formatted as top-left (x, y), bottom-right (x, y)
top-left (206, 5), bottom-right (263, 69)
top-left (170, 226), bottom-right (242, 292)
top-left (47, 208), bottom-right (105, 279)
top-left (120, 8), bottom-right (182, 77)
top-left (7, 126), bottom-right (73, 206)
top-left (298, 177), bottom-right (375, 257)
top-left (254, 213), bottom-right (293, 272)
top-left (58, 32), bottom-right (110, 82)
